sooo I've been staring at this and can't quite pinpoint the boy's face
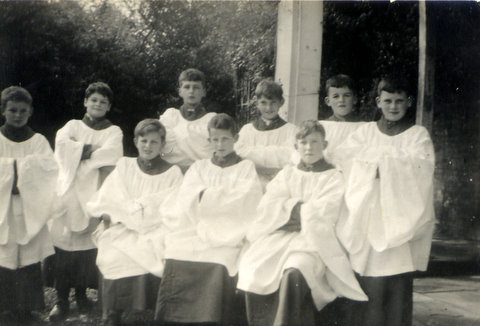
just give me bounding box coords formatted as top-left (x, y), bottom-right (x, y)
top-left (84, 92), bottom-right (111, 119)
top-left (376, 90), bottom-right (411, 122)
top-left (135, 131), bottom-right (164, 161)
top-left (295, 132), bottom-right (327, 165)
top-left (178, 81), bottom-right (206, 106)
top-left (2, 100), bottom-right (32, 128)
top-left (208, 128), bottom-right (238, 158)
top-left (257, 96), bottom-right (283, 121)
top-left (325, 86), bottom-right (356, 118)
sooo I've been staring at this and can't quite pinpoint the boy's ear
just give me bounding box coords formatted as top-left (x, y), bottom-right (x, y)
top-left (353, 95), bottom-right (358, 105)
top-left (375, 96), bottom-right (381, 107)
top-left (323, 140), bottom-right (328, 149)
top-left (84, 98), bottom-right (88, 107)
top-left (324, 96), bottom-right (330, 106)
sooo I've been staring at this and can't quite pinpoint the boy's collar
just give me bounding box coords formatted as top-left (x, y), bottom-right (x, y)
top-left (297, 158), bottom-right (334, 172)
top-left (211, 151), bottom-right (242, 168)
top-left (137, 155), bottom-right (172, 175)
top-left (179, 103), bottom-right (206, 121)
top-left (376, 115), bottom-right (413, 136)
top-left (0, 123), bottom-right (35, 142)
top-left (82, 113), bottom-right (112, 130)
top-left (253, 115), bottom-right (286, 131)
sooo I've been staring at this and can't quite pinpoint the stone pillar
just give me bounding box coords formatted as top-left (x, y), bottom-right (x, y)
top-left (275, 0), bottom-right (323, 125)
top-left (416, 0), bottom-right (435, 132)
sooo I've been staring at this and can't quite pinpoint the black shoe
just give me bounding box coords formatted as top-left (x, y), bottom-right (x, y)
top-left (76, 297), bottom-right (95, 313)
top-left (48, 303), bottom-right (69, 322)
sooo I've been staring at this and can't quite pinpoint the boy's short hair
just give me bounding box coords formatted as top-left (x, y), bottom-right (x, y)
top-left (296, 120), bottom-right (326, 140)
top-left (85, 82), bottom-right (113, 103)
top-left (208, 113), bottom-right (238, 136)
top-left (134, 119), bottom-right (166, 142)
top-left (178, 68), bottom-right (206, 88)
top-left (1, 86), bottom-right (32, 113)
top-left (325, 74), bottom-right (356, 94)
top-left (254, 79), bottom-right (284, 102)
top-left (376, 75), bottom-right (412, 97)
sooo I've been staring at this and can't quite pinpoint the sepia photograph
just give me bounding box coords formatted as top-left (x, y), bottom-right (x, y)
top-left (0, 0), bottom-right (479, 325)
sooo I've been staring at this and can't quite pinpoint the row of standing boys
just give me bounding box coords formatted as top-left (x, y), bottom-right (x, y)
top-left (0, 68), bottom-right (435, 326)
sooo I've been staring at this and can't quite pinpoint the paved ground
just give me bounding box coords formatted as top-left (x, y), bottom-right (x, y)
top-left (413, 275), bottom-right (480, 326)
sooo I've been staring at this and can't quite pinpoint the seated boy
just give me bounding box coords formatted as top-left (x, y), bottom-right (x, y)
top-left (155, 113), bottom-right (262, 325)
top-left (0, 86), bottom-right (59, 323)
top-left (320, 74), bottom-right (365, 165)
top-left (335, 76), bottom-right (435, 326)
top-left (235, 79), bottom-right (297, 188)
top-left (237, 120), bottom-right (367, 326)
top-left (159, 68), bottom-right (216, 172)
top-left (49, 82), bottom-right (124, 321)
top-left (87, 119), bottom-right (183, 326)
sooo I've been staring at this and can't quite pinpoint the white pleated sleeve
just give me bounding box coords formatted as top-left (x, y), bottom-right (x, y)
top-left (159, 108), bottom-right (215, 167)
top-left (334, 123), bottom-right (435, 276)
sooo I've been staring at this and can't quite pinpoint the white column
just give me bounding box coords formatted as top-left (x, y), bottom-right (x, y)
top-left (416, 0), bottom-right (435, 132)
top-left (275, 0), bottom-right (323, 125)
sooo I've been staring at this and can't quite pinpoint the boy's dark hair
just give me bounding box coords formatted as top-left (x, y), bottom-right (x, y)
top-left (325, 74), bottom-right (356, 94)
top-left (85, 82), bottom-right (113, 103)
top-left (376, 75), bottom-right (412, 97)
top-left (134, 119), bottom-right (166, 142)
top-left (178, 68), bottom-right (206, 88)
top-left (1, 86), bottom-right (32, 113)
top-left (208, 113), bottom-right (238, 136)
top-left (296, 120), bottom-right (325, 140)
top-left (254, 79), bottom-right (284, 102)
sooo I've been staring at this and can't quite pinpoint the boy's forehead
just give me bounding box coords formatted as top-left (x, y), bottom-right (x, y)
top-left (257, 95), bottom-right (281, 101)
top-left (87, 92), bottom-right (110, 100)
top-left (328, 86), bottom-right (353, 95)
top-left (180, 80), bottom-right (204, 87)
top-left (5, 100), bottom-right (32, 109)
top-left (379, 90), bottom-right (407, 98)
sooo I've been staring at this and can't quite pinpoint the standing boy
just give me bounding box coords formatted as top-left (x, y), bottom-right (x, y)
top-left (336, 76), bottom-right (435, 326)
top-left (155, 114), bottom-right (262, 326)
top-left (49, 82), bottom-right (123, 321)
top-left (320, 74), bottom-right (365, 165)
top-left (238, 120), bottom-right (367, 326)
top-left (235, 79), bottom-right (297, 188)
top-left (159, 68), bottom-right (216, 172)
top-left (0, 86), bottom-right (59, 324)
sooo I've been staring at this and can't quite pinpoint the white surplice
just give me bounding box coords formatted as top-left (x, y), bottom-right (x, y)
top-left (163, 158), bottom-right (262, 276)
top-left (237, 165), bottom-right (367, 310)
top-left (0, 133), bottom-right (58, 269)
top-left (159, 108), bottom-right (216, 168)
top-left (235, 122), bottom-right (297, 187)
top-left (51, 120), bottom-right (123, 251)
top-left (335, 122), bottom-right (435, 276)
top-left (86, 157), bottom-right (183, 280)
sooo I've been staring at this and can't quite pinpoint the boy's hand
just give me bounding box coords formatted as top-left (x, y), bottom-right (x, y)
top-left (101, 214), bottom-right (111, 229)
top-left (278, 201), bottom-right (302, 232)
top-left (81, 144), bottom-right (93, 160)
top-left (76, 217), bottom-right (101, 235)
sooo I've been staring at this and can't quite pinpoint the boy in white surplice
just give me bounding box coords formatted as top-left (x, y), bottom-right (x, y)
top-left (237, 120), bottom-right (367, 326)
top-left (49, 82), bottom-right (123, 321)
top-left (87, 119), bottom-right (183, 326)
top-left (335, 76), bottom-right (435, 326)
top-left (155, 113), bottom-right (262, 326)
top-left (0, 86), bottom-right (58, 324)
